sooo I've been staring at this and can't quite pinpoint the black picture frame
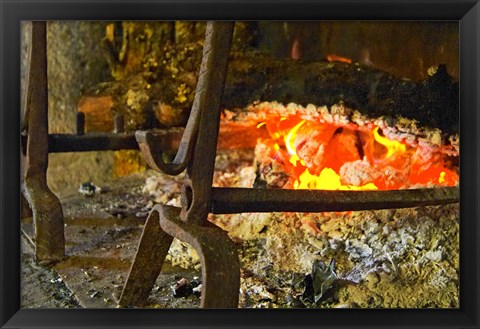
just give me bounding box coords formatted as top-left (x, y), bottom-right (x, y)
top-left (1, 0), bottom-right (478, 328)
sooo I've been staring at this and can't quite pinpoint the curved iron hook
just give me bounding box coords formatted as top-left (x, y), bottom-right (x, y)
top-left (119, 205), bottom-right (240, 308)
top-left (136, 128), bottom-right (195, 175)
top-left (136, 22), bottom-right (233, 176)
top-left (135, 76), bottom-right (202, 175)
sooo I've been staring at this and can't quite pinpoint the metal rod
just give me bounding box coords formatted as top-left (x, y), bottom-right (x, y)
top-left (23, 21), bottom-right (65, 262)
top-left (76, 112), bottom-right (85, 135)
top-left (182, 21), bottom-right (234, 224)
top-left (114, 113), bottom-right (125, 133)
top-left (48, 133), bottom-right (138, 152)
top-left (47, 129), bottom-right (183, 153)
top-left (210, 186), bottom-right (459, 214)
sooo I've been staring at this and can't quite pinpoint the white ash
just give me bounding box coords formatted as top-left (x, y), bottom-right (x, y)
top-left (217, 204), bottom-right (458, 307)
top-left (192, 284), bottom-right (202, 294)
top-left (212, 166), bottom-right (256, 188)
top-left (339, 158), bottom-right (378, 187)
top-left (424, 249), bottom-right (443, 263)
top-left (345, 239), bottom-right (373, 259)
top-left (142, 172), bottom-right (183, 204)
top-left (212, 212), bottom-right (273, 241)
top-left (165, 239), bottom-right (200, 270)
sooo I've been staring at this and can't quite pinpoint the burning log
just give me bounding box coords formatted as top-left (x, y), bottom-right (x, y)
top-left (80, 49), bottom-right (458, 136)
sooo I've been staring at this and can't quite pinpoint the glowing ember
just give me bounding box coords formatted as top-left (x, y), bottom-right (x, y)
top-left (326, 54), bottom-right (352, 64)
top-left (257, 115), bottom-right (458, 190)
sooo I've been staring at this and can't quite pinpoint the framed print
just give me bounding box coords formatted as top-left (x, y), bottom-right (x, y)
top-left (1, 0), bottom-right (479, 328)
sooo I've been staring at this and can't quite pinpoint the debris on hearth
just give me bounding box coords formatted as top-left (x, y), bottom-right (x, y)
top-left (78, 182), bottom-right (104, 197)
top-left (172, 277), bottom-right (202, 298)
top-left (302, 259), bottom-right (337, 305)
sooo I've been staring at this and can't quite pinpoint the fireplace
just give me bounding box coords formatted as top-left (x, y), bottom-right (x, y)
top-left (20, 20), bottom-right (459, 309)
top-left (117, 21), bottom-right (459, 308)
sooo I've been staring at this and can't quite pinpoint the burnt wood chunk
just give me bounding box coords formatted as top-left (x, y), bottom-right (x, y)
top-left (82, 51), bottom-right (458, 136)
top-left (223, 62), bottom-right (458, 135)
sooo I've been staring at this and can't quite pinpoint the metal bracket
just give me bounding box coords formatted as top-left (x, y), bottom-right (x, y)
top-left (22, 21), bottom-right (65, 263)
top-left (119, 205), bottom-right (240, 308)
top-left (122, 22), bottom-right (239, 308)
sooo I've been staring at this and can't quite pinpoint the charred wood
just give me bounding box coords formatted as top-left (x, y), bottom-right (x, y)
top-left (82, 50), bottom-right (458, 136)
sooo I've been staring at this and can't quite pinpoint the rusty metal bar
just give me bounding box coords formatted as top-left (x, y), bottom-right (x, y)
top-left (114, 113), bottom-right (125, 133)
top-left (119, 208), bottom-right (174, 307)
top-left (46, 129), bottom-right (183, 153)
top-left (158, 205), bottom-right (240, 308)
top-left (121, 22), bottom-right (239, 309)
top-left (135, 23), bottom-right (234, 178)
top-left (210, 186), bottom-right (459, 214)
top-left (182, 21), bottom-right (234, 225)
top-left (76, 112), bottom-right (85, 135)
top-left (23, 21), bottom-right (65, 263)
top-left (119, 204), bottom-right (240, 308)
top-left (48, 133), bottom-right (138, 152)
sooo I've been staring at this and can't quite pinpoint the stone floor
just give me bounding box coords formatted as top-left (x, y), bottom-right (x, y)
top-left (21, 155), bottom-right (460, 309)
top-left (21, 172), bottom-right (201, 309)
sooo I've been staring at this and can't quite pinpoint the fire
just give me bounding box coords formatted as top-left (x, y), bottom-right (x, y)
top-left (372, 127), bottom-right (406, 159)
top-left (283, 120), bottom-right (377, 190)
top-left (294, 167), bottom-right (378, 190)
top-left (439, 171), bottom-right (446, 184)
top-left (285, 120), bottom-right (307, 167)
top-left (257, 115), bottom-right (458, 190)
top-left (285, 120), bottom-right (305, 156)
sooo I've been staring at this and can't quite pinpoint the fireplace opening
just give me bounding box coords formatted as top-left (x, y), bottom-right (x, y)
top-left (21, 21), bottom-right (459, 309)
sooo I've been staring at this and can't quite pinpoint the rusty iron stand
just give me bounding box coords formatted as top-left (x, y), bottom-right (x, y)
top-left (21, 22), bottom-right (66, 264)
top-left (119, 22), bottom-right (240, 308)
top-left (21, 22), bottom-right (183, 264)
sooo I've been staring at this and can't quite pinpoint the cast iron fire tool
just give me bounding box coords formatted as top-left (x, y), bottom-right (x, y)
top-left (119, 21), bottom-right (459, 308)
top-left (21, 21), bottom-right (182, 263)
top-left (119, 21), bottom-right (240, 308)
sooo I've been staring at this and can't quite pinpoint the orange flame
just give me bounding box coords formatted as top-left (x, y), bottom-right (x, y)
top-left (372, 127), bottom-right (406, 159)
top-left (282, 119), bottom-right (377, 190)
top-left (257, 114), bottom-right (458, 190)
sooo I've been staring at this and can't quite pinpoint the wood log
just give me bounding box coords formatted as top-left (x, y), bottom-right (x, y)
top-left (82, 51), bottom-right (458, 136)
top-left (222, 58), bottom-right (458, 136)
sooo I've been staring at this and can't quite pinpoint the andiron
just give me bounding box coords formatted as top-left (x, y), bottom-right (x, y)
top-left (21, 21), bottom-right (182, 264)
top-left (119, 21), bottom-right (240, 308)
